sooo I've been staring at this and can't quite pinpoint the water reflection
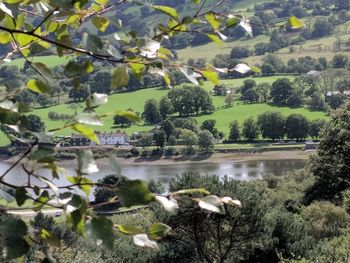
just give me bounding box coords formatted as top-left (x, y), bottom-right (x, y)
top-left (0, 159), bottom-right (307, 186)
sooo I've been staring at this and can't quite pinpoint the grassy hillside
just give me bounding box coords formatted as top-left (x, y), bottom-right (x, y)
top-left (2, 76), bottom-right (326, 147)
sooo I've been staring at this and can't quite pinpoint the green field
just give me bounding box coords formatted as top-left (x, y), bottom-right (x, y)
top-left (7, 76), bottom-right (326, 146)
top-left (8, 55), bottom-right (71, 69)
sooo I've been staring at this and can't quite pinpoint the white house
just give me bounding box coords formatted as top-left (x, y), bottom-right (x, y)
top-left (95, 131), bottom-right (128, 146)
top-left (70, 130), bottom-right (129, 146)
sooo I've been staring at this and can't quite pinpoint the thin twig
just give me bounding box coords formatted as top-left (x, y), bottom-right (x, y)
top-left (0, 139), bottom-right (38, 180)
top-left (31, 7), bottom-right (59, 34)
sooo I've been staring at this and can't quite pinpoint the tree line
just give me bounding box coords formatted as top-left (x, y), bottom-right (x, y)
top-left (228, 112), bottom-right (327, 142)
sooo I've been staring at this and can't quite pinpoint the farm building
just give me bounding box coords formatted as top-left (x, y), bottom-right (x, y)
top-left (69, 131), bottom-right (129, 146)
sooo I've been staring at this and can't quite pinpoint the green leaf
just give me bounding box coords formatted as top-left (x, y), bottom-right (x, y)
top-left (64, 60), bottom-right (94, 77)
top-left (0, 2), bottom-right (13, 18)
top-left (85, 217), bottom-right (115, 248)
top-left (287, 16), bottom-right (304, 29)
top-left (117, 180), bottom-right (155, 207)
top-left (195, 195), bottom-right (222, 213)
top-left (172, 188), bottom-right (210, 195)
top-left (86, 93), bottom-right (108, 109)
top-left (92, 16), bottom-right (110, 32)
top-left (147, 223), bottom-right (171, 240)
top-left (83, 33), bottom-right (103, 53)
top-left (33, 62), bottom-right (53, 80)
top-left (0, 32), bottom-right (12, 44)
top-left (155, 196), bottom-right (179, 213)
top-left (153, 5), bottom-right (178, 20)
top-left (72, 124), bottom-right (100, 144)
top-left (133, 234), bottom-right (159, 249)
top-left (114, 110), bottom-right (140, 123)
top-left (4, 0), bottom-right (23, 3)
top-left (107, 44), bottom-right (123, 60)
top-left (201, 70), bottom-right (219, 85)
top-left (0, 218), bottom-right (30, 260)
top-left (77, 150), bottom-right (99, 174)
top-left (205, 12), bottom-right (221, 30)
top-left (75, 112), bottom-right (103, 126)
top-left (163, 72), bottom-right (172, 87)
top-left (251, 66), bottom-right (261, 74)
top-left (130, 63), bottom-right (145, 80)
top-left (206, 33), bottom-right (223, 45)
top-left (41, 229), bottom-right (61, 247)
top-left (115, 224), bottom-right (143, 235)
top-left (0, 100), bottom-right (18, 112)
top-left (221, 197), bottom-right (242, 207)
top-left (15, 187), bottom-right (28, 206)
top-left (26, 79), bottom-right (51, 94)
top-left (65, 194), bottom-right (87, 234)
top-left (179, 67), bottom-right (200, 85)
top-left (226, 17), bottom-right (239, 28)
top-left (67, 176), bottom-right (94, 196)
top-left (33, 190), bottom-right (50, 211)
top-left (111, 65), bottom-right (129, 89)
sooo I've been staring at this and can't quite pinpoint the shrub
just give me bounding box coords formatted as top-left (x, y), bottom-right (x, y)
top-left (130, 147), bottom-right (140, 156)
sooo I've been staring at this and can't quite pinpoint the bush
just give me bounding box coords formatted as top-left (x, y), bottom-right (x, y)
top-left (141, 149), bottom-right (148, 157)
top-left (130, 147), bottom-right (140, 156)
top-left (301, 202), bottom-right (350, 239)
top-left (151, 148), bottom-right (163, 156)
top-left (164, 147), bottom-right (174, 156)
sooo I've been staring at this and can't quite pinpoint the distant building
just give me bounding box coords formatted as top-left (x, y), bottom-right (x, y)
top-left (69, 130), bottom-right (129, 147)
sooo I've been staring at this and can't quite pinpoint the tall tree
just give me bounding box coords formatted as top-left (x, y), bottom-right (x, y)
top-left (159, 96), bottom-right (173, 119)
top-left (258, 112), bottom-right (286, 141)
top-left (242, 118), bottom-right (259, 141)
top-left (304, 102), bottom-right (350, 202)
top-left (271, 78), bottom-right (294, 105)
top-left (285, 114), bottom-right (309, 140)
top-left (309, 119), bottom-right (327, 140)
top-left (198, 130), bottom-right (215, 153)
top-left (142, 99), bottom-right (161, 125)
top-left (229, 120), bottom-right (241, 142)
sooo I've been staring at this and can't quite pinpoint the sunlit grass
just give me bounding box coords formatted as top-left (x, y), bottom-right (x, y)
top-left (26, 76), bottom-right (328, 142)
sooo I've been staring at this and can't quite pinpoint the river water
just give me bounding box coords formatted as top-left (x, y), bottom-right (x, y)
top-left (0, 159), bottom-right (307, 187)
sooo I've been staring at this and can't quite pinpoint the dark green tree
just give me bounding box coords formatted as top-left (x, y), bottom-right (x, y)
top-left (309, 119), bottom-right (327, 140)
top-left (285, 114), bottom-right (309, 140)
top-left (304, 102), bottom-right (350, 202)
top-left (312, 17), bottom-right (334, 38)
top-left (159, 96), bottom-right (173, 119)
top-left (198, 130), bottom-right (215, 153)
top-left (242, 118), bottom-right (259, 141)
top-left (258, 112), bottom-right (286, 141)
top-left (271, 78), bottom-right (293, 105)
top-left (332, 54), bottom-right (349, 69)
top-left (24, 114), bottom-right (45, 132)
top-left (228, 120), bottom-right (241, 142)
top-left (200, 119), bottom-right (218, 136)
top-left (153, 130), bottom-right (166, 149)
top-left (161, 119), bottom-right (175, 139)
top-left (142, 98), bottom-right (161, 125)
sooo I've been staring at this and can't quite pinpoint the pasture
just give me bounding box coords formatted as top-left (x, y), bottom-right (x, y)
top-left (20, 76), bottom-right (328, 144)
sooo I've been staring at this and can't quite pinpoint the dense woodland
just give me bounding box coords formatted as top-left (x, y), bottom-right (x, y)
top-left (0, 0), bottom-right (350, 262)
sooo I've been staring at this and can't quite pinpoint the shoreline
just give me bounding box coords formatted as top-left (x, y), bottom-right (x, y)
top-left (56, 149), bottom-right (315, 167)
